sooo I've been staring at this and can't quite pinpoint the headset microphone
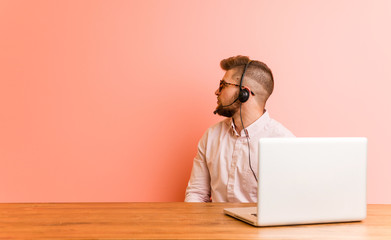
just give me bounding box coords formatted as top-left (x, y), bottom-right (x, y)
top-left (213, 96), bottom-right (239, 114)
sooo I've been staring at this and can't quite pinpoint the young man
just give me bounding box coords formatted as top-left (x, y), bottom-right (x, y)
top-left (185, 55), bottom-right (294, 203)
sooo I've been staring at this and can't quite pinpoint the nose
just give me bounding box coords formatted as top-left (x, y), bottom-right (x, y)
top-left (215, 87), bottom-right (220, 96)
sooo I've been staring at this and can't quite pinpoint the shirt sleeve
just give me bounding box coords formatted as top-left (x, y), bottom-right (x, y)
top-left (185, 133), bottom-right (211, 202)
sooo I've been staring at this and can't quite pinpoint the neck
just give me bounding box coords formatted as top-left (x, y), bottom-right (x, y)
top-left (232, 103), bottom-right (265, 134)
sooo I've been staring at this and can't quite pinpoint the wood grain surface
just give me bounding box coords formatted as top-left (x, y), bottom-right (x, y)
top-left (0, 203), bottom-right (390, 239)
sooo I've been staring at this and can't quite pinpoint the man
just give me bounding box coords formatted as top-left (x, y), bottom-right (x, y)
top-left (185, 55), bottom-right (294, 203)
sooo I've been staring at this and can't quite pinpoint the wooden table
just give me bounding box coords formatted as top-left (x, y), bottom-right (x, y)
top-left (0, 202), bottom-right (390, 239)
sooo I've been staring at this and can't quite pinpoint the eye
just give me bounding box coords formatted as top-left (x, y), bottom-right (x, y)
top-left (219, 80), bottom-right (225, 91)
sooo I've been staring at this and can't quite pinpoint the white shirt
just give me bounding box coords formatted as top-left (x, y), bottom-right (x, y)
top-left (185, 110), bottom-right (295, 202)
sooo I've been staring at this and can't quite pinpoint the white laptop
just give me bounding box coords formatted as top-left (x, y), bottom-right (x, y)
top-left (224, 137), bottom-right (367, 227)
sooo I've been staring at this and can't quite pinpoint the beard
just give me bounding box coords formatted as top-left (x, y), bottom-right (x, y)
top-left (214, 97), bottom-right (240, 117)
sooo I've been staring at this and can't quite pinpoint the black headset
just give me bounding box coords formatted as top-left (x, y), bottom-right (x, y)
top-left (238, 60), bottom-right (252, 103)
top-left (238, 60), bottom-right (258, 182)
top-left (213, 59), bottom-right (258, 182)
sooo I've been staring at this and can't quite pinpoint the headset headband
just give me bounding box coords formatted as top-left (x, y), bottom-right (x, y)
top-left (239, 60), bottom-right (253, 89)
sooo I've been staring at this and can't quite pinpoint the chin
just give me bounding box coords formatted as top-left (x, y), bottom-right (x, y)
top-left (215, 107), bottom-right (235, 118)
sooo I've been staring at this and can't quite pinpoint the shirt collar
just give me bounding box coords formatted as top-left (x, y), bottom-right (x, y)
top-left (229, 110), bottom-right (270, 138)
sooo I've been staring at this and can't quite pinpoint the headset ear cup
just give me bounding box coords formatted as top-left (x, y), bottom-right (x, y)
top-left (239, 89), bottom-right (250, 103)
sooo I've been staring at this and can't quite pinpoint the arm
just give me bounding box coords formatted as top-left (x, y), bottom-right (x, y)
top-left (185, 136), bottom-right (211, 202)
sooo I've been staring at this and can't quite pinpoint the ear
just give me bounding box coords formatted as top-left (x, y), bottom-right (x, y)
top-left (243, 86), bottom-right (255, 96)
top-left (239, 87), bottom-right (250, 103)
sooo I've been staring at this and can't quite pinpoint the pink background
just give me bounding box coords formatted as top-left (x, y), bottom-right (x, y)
top-left (0, 0), bottom-right (390, 203)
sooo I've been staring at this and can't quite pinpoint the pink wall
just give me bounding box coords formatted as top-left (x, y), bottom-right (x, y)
top-left (0, 0), bottom-right (390, 203)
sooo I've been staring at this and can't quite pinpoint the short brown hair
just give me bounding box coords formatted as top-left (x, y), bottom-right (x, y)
top-left (220, 55), bottom-right (274, 102)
